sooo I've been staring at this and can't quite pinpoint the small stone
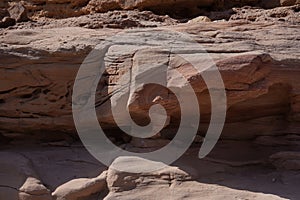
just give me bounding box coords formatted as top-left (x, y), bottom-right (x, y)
top-left (188, 16), bottom-right (211, 23)
top-left (8, 2), bottom-right (28, 22)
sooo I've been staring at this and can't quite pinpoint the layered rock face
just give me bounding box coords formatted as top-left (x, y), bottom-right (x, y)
top-left (0, 17), bottom-right (299, 141)
top-left (0, 2), bottom-right (299, 200)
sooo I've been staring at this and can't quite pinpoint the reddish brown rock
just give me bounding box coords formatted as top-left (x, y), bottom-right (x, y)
top-left (1, 4), bottom-right (299, 200)
top-left (0, 21), bottom-right (299, 141)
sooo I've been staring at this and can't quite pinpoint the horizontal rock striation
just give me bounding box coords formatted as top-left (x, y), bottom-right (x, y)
top-left (0, 3), bottom-right (299, 200)
top-left (0, 20), bottom-right (299, 141)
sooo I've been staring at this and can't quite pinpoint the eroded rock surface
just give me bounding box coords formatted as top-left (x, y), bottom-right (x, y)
top-left (1, 142), bottom-right (300, 199)
top-left (0, 21), bottom-right (299, 141)
top-left (230, 5), bottom-right (300, 23)
top-left (52, 171), bottom-right (107, 200)
top-left (104, 156), bottom-right (299, 200)
top-left (0, 3), bottom-right (299, 200)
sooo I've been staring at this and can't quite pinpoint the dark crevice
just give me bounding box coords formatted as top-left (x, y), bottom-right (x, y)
top-left (0, 87), bottom-right (17, 94)
top-left (0, 185), bottom-right (19, 191)
top-left (20, 93), bottom-right (33, 99)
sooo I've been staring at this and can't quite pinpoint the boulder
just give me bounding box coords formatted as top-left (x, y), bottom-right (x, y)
top-left (104, 156), bottom-right (287, 200)
top-left (188, 16), bottom-right (212, 23)
top-left (106, 156), bottom-right (191, 191)
top-left (8, 2), bottom-right (28, 22)
top-left (52, 171), bottom-right (107, 200)
top-left (19, 177), bottom-right (52, 200)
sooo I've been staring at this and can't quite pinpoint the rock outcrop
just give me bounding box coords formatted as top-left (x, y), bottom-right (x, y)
top-left (104, 156), bottom-right (299, 199)
top-left (229, 5), bottom-right (300, 23)
top-left (0, 2), bottom-right (299, 200)
top-left (0, 18), bottom-right (299, 141)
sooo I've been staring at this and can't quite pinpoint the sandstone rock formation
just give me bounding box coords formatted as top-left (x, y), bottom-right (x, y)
top-left (52, 171), bottom-right (107, 200)
top-left (0, 18), bottom-right (299, 141)
top-left (1, 141), bottom-right (299, 199)
top-left (104, 157), bottom-right (288, 200)
top-left (0, 2), bottom-right (299, 200)
top-left (19, 177), bottom-right (52, 200)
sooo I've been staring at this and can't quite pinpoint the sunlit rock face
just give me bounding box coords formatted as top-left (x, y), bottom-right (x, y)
top-left (0, 20), bottom-right (299, 141)
top-left (0, 2), bottom-right (299, 200)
